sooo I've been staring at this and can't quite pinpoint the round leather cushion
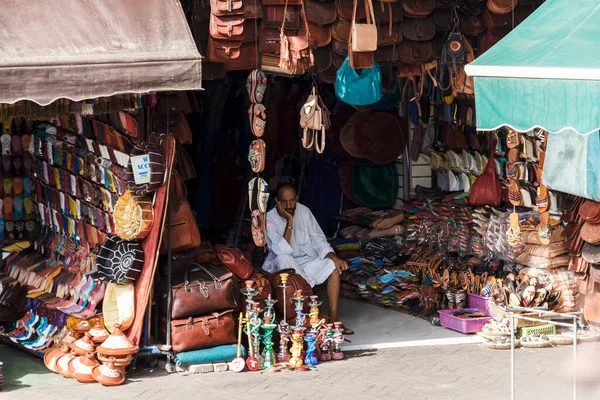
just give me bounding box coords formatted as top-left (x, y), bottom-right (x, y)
top-left (355, 111), bottom-right (407, 164)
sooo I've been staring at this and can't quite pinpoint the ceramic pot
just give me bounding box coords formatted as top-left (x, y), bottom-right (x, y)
top-left (55, 350), bottom-right (77, 378)
top-left (96, 353), bottom-right (133, 368)
top-left (92, 357), bottom-right (126, 386)
top-left (73, 320), bottom-right (92, 333)
top-left (68, 352), bottom-right (100, 383)
top-left (44, 345), bottom-right (70, 373)
top-left (58, 330), bottom-right (77, 347)
top-left (89, 321), bottom-right (110, 345)
top-left (96, 324), bottom-right (138, 357)
top-left (71, 333), bottom-right (95, 356)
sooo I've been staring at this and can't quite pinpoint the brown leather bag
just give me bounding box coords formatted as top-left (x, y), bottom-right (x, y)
top-left (487, 0), bottom-right (517, 14)
top-left (403, 0), bottom-right (435, 17)
top-left (269, 269), bottom-right (313, 320)
top-left (308, 21), bottom-right (332, 48)
top-left (373, 1), bottom-right (403, 23)
top-left (377, 24), bottom-right (402, 46)
top-left (459, 12), bottom-right (485, 36)
top-left (158, 247), bottom-right (201, 276)
top-left (337, 0), bottom-right (365, 21)
top-left (170, 310), bottom-right (237, 353)
top-left (332, 19), bottom-right (351, 43)
top-left (469, 137), bottom-right (502, 207)
top-left (245, 0), bottom-right (264, 18)
top-left (279, 2), bottom-right (314, 75)
top-left (223, 43), bottom-right (259, 70)
top-left (210, 0), bottom-right (245, 15)
top-left (207, 37), bottom-right (242, 62)
top-left (214, 244), bottom-right (253, 280)
top-left (241, 20), bottom-right (260, 43)
top-left (311, 46), bottom-right (333, 72)
top-left (375, 45), bottom-right (398, 66)
top-left (164, 264), bottom-right (240, 320)
top-left (433, 8), bottom-right (452, 32)
top-left (401, 16), bottom-right (436, 42)
top-left (398, 40), bottom-right (433, 64)
top-left (305, 0), bottom-right (338, 25)
top-left (160, 198), bottom-right (201, 254)
top-left (151, 111), bottom-right (192, 144)
top-left (209, 14), bottom-right (245, 40)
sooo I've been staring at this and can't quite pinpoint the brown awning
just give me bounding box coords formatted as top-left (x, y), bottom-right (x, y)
top-left (0, 0), bottom-right (202, 105)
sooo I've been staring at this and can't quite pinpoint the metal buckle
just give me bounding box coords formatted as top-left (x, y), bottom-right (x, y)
top-left (215, 279), bottom-right (223, 290)
top-left (186, 318), bottom-right (194, 331)
top-left (202, 319), bottom-right (211, 335)
top-left (199, 281), bottom-right (209, 299)
top-left (184, 281), bottom-right (191, 293)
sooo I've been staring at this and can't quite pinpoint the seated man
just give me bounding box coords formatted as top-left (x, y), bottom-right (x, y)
top-left (262, 183), bottom-right (352, 333)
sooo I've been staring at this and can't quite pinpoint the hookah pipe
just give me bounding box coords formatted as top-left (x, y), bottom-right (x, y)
top-left (279, 273), bottom-right (289, 323)
top-left (245, 313), bottom-right (260, 371)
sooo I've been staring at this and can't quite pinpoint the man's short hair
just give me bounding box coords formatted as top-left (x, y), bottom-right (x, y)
top-left (276, 183), bottom-right (297, 198)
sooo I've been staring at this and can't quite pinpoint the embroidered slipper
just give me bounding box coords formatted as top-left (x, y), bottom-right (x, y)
top-left (538, 211), bottom-right (551, 245)
top-left (257, 178), bottom-right (269, 214)
top-left (246, 69), bottom-right (268, 104)
top-left (248, 177), bottom-right (257, 212)
top-left (536, 185), bottom-right (549, 213)
top-left (251, 210), bottom-right (267, 247)
top-left (507, 211), bottom-right (521, 247)
top-left (1, 133), bottom-right (11, 155)
top-left (248, 104), bottom-right (267, 137)
top-left (248, 139), bottom-right (266, 173)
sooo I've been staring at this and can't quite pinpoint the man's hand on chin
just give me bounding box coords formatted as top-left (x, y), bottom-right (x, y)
top-left (327, 253), bottom-right (349, 274)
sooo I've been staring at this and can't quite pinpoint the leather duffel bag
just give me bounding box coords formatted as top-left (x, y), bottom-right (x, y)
top-left (163, 263), bottom-right (240, 320)
top-left (171, 310), bottom-right (237, 353)
top-left (269, 268), bottom-right (313, 320)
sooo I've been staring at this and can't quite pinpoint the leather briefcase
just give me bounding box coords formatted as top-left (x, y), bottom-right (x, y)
top-left (160, 198), bottom-right (201, 254)
top-left (163, 263), bottom-right (240, 320)
top-left (171, 310), bottom-right (237, 353)
top-left (269, 268), bottom-right (313, 320)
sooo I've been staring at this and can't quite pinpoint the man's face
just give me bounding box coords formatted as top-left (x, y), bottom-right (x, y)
top-left (276, 187), bottom-right (298, 215)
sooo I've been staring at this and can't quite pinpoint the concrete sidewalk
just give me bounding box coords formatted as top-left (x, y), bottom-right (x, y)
top-left (3, 341), bottom-right (600, 400)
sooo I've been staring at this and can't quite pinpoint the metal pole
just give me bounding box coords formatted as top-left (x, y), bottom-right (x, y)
top-left (573, 316), bottom-right (577, 400)
top-left (510, 312), bottom-right (515, 400)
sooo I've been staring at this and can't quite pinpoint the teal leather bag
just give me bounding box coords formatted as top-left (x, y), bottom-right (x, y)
top-left (335, 57), bottom-right (382, 106)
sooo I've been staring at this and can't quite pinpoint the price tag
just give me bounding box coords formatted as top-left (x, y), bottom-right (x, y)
top-left (130, 154), bottom-right (151, 185)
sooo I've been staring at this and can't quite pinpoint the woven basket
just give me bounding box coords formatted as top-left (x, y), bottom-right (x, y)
top-left (547, 335), bottom-right (574, 346)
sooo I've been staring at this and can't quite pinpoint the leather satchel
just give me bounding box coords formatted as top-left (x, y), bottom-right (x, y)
top-left (398, 40), bottom-right (433, 64)
top-left (308, 21), bottom-right (332, 48)
top-left (401, 16), bottom-right (435, 42)
top-left (160, 198), bottom-right (201, 254)
top-left (332, 19), bottom-right (351, 43)
top-left (210, 0), bottom-right (245, 15)
top-left (469, 137), bottom-right (502, 206)
top-left (223, 43), bottom-right (259, 70)
top-left (164, 263), bottom-right (240, 320)
top-left (331, 38), bottom-right (349, 56)
top-left (207, 37), bottom-right (242, 62)
top-left (352, 0), bottom-right (378, 52)
top-left (403, 0), bottom-right (436, 17)
top-left (214, 244), bottom-right (253, 280)
top-left (171, 310), bottom-right (237, 353)
top-left (305, 0), bottom-right (338, 25)
top-left (261, 27), bottom-right (296, 52)
top-left (279, 0), bottom-right (314, 75)
top-left (337, 0), bottom-right (365, 20)
top-left (269, 269), bottom-right (313, 320)
top-left (377, 24), bottom-right (402, 46)
top-left (459, 12), bottom-right (485, 36)
top-left (209, 14), bottom-right (245, 40)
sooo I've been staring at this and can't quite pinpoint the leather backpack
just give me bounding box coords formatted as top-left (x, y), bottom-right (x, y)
top-left (469, 137), bottom-right (502, 206)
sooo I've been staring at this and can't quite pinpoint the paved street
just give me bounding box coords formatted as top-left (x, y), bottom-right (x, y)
top-left (3, 341), bottom-right (600, 400)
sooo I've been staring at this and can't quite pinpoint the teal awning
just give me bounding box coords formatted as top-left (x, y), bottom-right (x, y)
top-left (465, 0), bottom-right (600, 134)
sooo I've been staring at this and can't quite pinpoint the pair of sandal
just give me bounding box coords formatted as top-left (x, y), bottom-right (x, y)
top-left (248, 178), bottom-right (269, 247)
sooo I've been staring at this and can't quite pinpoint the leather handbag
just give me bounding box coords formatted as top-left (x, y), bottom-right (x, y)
top-left (209, 14), bottom-right (245, 40)
top-left (352, 0), bottom-right (378, 52)
top-left (158, 247), bottom-right (202, 276)
top-left (279, 0), bottom-right (314, 75)
top-left (223, 43), bottom-right (259, 71)
top-left (337, 0), bottom-right (365, 21)
top-left (305, 0), bottom-right (337, 25)
top-left (308, 22), bottom-right (332, 48)
top-left (171, 310), bottom-right (237, 353)
top-left (580, 200), bottom-right (600, 224)
top-left (469, 137), bottom-right (502, 206)
top-left (336, 56), bottom-right (382, 105)
top-left (164, 263), bottom-right (240, 320)
top-left (207, 37), bottom-right (242, 62)
top-left (331, 38), bottom-right (349, 56)
top-left (210, 0), bottom-right (245, 15)
top-left (160, 198), bottom-right (201, 254)
top-left (269, 269), bottom-right (313, 320)
top-left (260, 27), bottom-right (295, 52)
top-left (403, 0), bottom-right (435, 17)
top-left (401, 15), bottom-right (435, 42)
top-left (398, 40), bottom-right (433, 64)
top-left (214, 244), bottom-right (253, 280)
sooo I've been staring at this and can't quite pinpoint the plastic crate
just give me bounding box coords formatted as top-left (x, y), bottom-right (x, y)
top-left (438, 309), bottom-right (492, 334)
top-left (467, 293), bottom-right (495, 316)
top-left (519, 323), bottom-right (556, 338)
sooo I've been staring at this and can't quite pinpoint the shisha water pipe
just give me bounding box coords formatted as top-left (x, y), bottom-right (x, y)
top-left (276, 320), bottom-right (291, 363)
top-left (318, 327), bottom-right (332, 362)
top-left (240, 280), bottom-right (259, 315)
top-left (249, 301), bottom-right (263, 365)
top-left (331, 321), bottom-right (345, 360)
top-left (278, 273), bottom-right (290, 323)
top-left (291, 290), bottom-right (307, 333)
top-left (261, 295), bottom-right (278, 368)
top-left (308, 295), bottom-right (326, 333)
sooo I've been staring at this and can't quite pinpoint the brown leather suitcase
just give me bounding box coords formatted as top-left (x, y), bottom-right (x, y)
top-left (171, 310), bottom-right (237, 353)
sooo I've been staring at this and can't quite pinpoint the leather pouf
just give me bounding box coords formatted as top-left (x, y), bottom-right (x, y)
top-left (351, 161), bottom-right (398, 208)
top-left (355, 111), bottom-right (407, 164)
top-left (102, 283), bottom-right (135, 333)
top-left (339, 111), bottom-right (369, 158)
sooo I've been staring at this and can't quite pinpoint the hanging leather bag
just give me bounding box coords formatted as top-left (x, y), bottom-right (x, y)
top-left (160, 198), bottom-right (201, 254)
top-left (279, 0), bottom-right (314, 74)
top-left (209, 14), bottom-right (245, 41)
top-left (352, 0), bottom-right (378, 52)
top-left (469, 137), bottom-right (502, 206)
top-left (163, 263), bottom-right (240, 320)
top-left (207, 37), bottom-right (242, 62)
top-left (210, 0), bottom-right (245, 15)
top-left (171, 310), bottom-right (237, 353)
